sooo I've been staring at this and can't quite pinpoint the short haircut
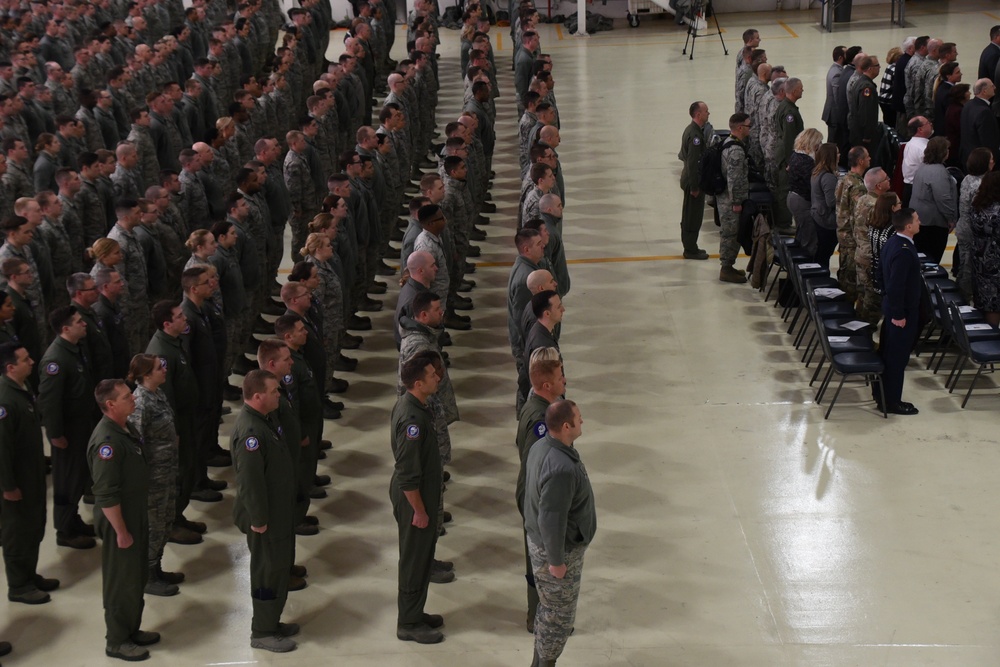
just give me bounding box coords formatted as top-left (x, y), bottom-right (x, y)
top-left (863, 167), bottom-right (887, 190)
top-left (529, 357), bottom-right (562, 388)
top-left (530, 162), bottom-right (551, 184)
top-left (411, 290), bottom-right (440, 317)
top-left (95, 379), bottom-right (128, 411)
top-left (832, 45), bottom-right (846, 62)
top-left (531, 289), bottom-right (558, 319)
top-left (256, 338), bottom-right (288, 367)
top-left (515, 228), bottom-right (540, 252)
top-left (274, 313), bottom-right (302, 337)
top-left (48, 304), bottom-right (78, 334)
top-left (66, 272), bottom-right (94, 297)
top-left (417, 204), bottom-right (443, 225)
top-left (0, 342), bottom-right (24, 374)
top-left (688, 101), bottom-right (704, 118)
top-left (0, 257), bottom-right (25, 278)
top-left (544, 399), bottom-right (578, 432)
top-left (400, 350), bottom-right (438, 389)
top-left (151, 299), bottom-right (179, 331)
top-left (242, 368), bottom-right (276, 401)
top-left (181, 266), bottom-right (208, 292)
top-left (729, 113), bottom-right (749, 131)
top-left (891, 208), bottom-right (916, 231)
top-left (847, 146), bottom-right (869, 168)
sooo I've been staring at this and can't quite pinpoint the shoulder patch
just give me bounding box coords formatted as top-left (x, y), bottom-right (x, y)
top-left (182, 325), bottom-right (190, 335)
top-left (405, 424), bottom-right (420, 440)
top-left (533, 421), bottom-right (547, 438)
top-left (283, 374), bottom-right (293, 385)
top-left (45, 362), bottom-right (59, 375)
top-left (245, 437), bottom-right (259, 451)
top-left (277, 426), bottom-right (283, 436)
top-left (159, 357), bottom-right (167, 370)
top-left (785, 114), bottom-right (795, 123)
top-left (862, 87), bottom-right (872, 97)
top-left (692, 137), bottom-right (701, 146)
top-left (0, 406), bottom-right (7, 419)
top-left (98, 444), bottom-right (113, 460)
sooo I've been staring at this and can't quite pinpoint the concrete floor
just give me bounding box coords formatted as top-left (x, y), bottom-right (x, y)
top-left (8, 2), bottom-right (1000, 665)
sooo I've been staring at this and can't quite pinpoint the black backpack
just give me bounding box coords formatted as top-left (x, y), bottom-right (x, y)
top-left (699, 138), bottom-right (744, 196)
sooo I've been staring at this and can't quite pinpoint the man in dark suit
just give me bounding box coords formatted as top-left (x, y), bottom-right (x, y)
top-left (875, 209), bottom-right (923, 415)
top-left (932, 62), bottom-right (960, 136)
top-left (822, 45), bottom-right (846, 142)
top-left (979, 25), bottom-right (1000, 81)
top-left (960, 78), bottom-right (1000, 166)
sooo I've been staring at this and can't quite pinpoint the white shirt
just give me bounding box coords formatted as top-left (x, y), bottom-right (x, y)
top-left (901, 136), bottom-right (929, 184)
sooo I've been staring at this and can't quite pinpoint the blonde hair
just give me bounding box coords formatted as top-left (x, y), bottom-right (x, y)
top-left (299, 232), bottom-right (329, 258)
top-left (885, 46), bottom-right (902, 65)
top-left (793, 128), bottom-right (824, 156)
top-left (86, 237), bottom-right (121, 262)
top-left (185, 229), bottom-right (213, 251)
top-left (308, 213), bottom-right (333, 233)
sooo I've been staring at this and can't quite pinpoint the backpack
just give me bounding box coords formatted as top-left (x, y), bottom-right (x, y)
top-left (699, 138), bottom-right (744, 196)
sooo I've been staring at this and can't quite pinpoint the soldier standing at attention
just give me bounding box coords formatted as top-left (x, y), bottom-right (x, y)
top-left (515, 354), bottom-right (565, 634)
top-left (232, 369), bottom-right (300, 653)
top-left (88, 378), bottom-right (160, 662)
top-left (145, 300), bottom-right (203, 545)
top-left (38, 305), bottom-right (96, 550)
top-left (391, 351), bottom-right (446, 645)
top-left (126, 354), bottom-right (183, 598)
top-left (678, 101), bottom-right (711, 260)
top-left (718, 114), bottom-right (751, 284)
top-left (524, 399), bottom-right (596, 667)
top-left (835, 147), bottom-right (871, 304)
top-left (849, 57), bottom-right (883, 153)
top-left (0, 342), bottom-right (60, 605)
top-left (774, 77), bottom-right (804, 232)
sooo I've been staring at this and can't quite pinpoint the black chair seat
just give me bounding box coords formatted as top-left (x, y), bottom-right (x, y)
top-left (831, 352), bottom-right (884, 374)
top-left (968, 340), bottom-right (1000, 363)
top-left (829, 336), bottom-right (875, 353)
top-left (815, 302), bottom-right (857, 318)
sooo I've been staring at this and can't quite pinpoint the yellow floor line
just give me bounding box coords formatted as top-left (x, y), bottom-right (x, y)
top-left (986, 12), bottom-right (1000, 20)
top-left (556, 24), bottom-right (564, 40)
top-left (777, 21), bottom-right (798, 38)
top-left (497, 32), bottom-right (504, 52)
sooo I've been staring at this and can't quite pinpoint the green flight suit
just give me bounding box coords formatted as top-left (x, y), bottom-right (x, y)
top-left (88, 415), bottom-right (149, 646)
top-left (0, 375), bottom-right (47, 593)
top-left (678, 120), bottom-right (709, 253)
top-left (775, 99), bottom-right (804, 232)
top-left (38, 336), bottom-right (94, 536)
top-left (145, 329), bottom-right (199, 521)
top-left (231, 404), bottom-right (295, 637)
top-left (389, 391), bottom-right (441, 626)
top-left (288, 349), bottom-right (322, 524)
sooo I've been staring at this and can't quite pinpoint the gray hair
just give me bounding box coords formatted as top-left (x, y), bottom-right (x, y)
top-left (902, 36), bottom-right (916, 51)
top-left (66, 272), bottom-right (94, 297)
top-left (974, 78), bottom-right (993, 96)
top-left (771, 78), bottom-right (787, 95)
top-left (863, 167), bottom-right (887, 191)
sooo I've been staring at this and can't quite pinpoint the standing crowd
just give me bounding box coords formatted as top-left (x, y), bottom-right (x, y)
top-left (0, 0), bottom-right (596, 664)
top-left (678, 26), bottom-right (1000, 415)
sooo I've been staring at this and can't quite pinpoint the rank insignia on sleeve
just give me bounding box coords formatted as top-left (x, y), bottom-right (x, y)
top-left (98, 445), bottom-right (113, 460)
top-left (245, 437), bottom-right (259, 451)
top-left (406, 424), bottom-right (420, 440)
top-left (45, 362), bottom-right (59, 375)
top-left (533, 421), bottom-right (547, 438)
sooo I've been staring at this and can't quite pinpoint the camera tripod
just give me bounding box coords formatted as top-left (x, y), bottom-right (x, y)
top-left (682, 0), bottom-right (728, 61)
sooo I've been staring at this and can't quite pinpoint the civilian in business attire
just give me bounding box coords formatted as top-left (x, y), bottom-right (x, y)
top-left (873, 208), bottom-right (923, 416)
top-left (960, 79), bottom-right (1000, 167)
top-left (909, 137), bottom-right (958, 264)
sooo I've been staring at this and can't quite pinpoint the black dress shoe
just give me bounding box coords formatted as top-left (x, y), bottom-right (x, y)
top-left (322, 404), bottom-right (342, 420)
top-left (888, 402), bottom-right (919, 415)
top-left (334, 355), bottom-right (358, 372)
top-left (461, 279), bottom-right (476, 289)
top-left (368, 281), bottom-right (388, 295)
top-left (290, 564), bottom-right (308, 577)
top-left (358, 297), bottom-right (383, 312)
top-left (320, 439), bottom-right (333, 450)
top-left (341, 334), bottom-right (361, 349)
top-left (328, 377), bottom-right (350, 393)
top-left (443, 314), bottom-right (471, 330)
top-left (464, 262), bottom-right (476, 274)
top-left (481, 202), bottom-right (497, 213)
top-left (200, 477), bottom-right (228, 491)
top-left (315, 474), bottom-right (331, 486)
top-left (223, 384), bottom-right (242, 401)
top-left (261, 301), bottom-right (285, 316)
top-left (347, 315), bottom-right (372, 331)
top-left (190, 488), bottom-right (223, 503)
top-left (390, 227), bottom-right (405, 241)
top-left (295, 523), bottom-right (319, 536)
top-left (466, 246), bottom-right (481, 258)
top-left (34, 575), bottom-right (60, 592)
top-left (470, 227), bottom-right (487, 241)
top-left (0, 640), bottom-right (11, 657)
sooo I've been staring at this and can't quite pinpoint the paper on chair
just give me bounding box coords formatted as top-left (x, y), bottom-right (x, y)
top-left (828, 336), bottom-right (851, 343)
top-left (798, 263), bottom-right (822, 269)
top-left (814, 288), bottom-right (846, 298)
top-left (966, 323), bottom-right (994, 331)
top-left (840, 320), bottom-right (869, 331)
top-left (959, 305), bottom-right (978, 313)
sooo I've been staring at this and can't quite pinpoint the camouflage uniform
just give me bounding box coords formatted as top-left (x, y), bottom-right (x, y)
top-left (283, 149), bottom-right (317, 263)
top-left (127, 384), bottom-right (177, 575)
top-left (834, 172), bottom-right (866, 303)
top-left (760, 93), bottom-right (782, 187)
top-left (111, 164), bottom-right (143, 201)
top-left (305, 255), bottom-right (344, 389)
top-left (734, 62), bottom-right (752, 113)
top-left (903, 54), bottom-right (925, 119)
top-left (3, 160), bottom-right (34, 200)
top-left (178, 169), bottom-right (210, 230)
top-left (37, 216), bottom-right (76, 309)
top-left (718, 138), bottom-right (749, 267)
top-left (0, 243), bottom-right (45, 337)
top-left (106, 224), bottom-right (150, 353)
top-left (852, 192), bottom-right (881, 324)
top-left (127, 124), bottom-right (160, 191)
top-left (743, 77), bottom-right (769, 167)
top-left (78, 177), bottom-right (107, 246)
